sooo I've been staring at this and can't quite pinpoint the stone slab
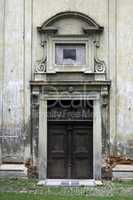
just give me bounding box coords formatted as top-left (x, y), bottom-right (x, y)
top-left (0, 164), bottom-right (27, 178)
top-left (113, 165), bottom-right (133, 172)
top-left (112, 165), bottom-right (133, 180)
top-left (37, 179), bottom-right (101, 187)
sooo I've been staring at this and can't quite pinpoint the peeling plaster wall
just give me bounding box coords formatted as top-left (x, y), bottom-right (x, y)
top-left (0, 0), bottom-right (32, 162)
top-left (0, 0), bottom-right (133, 163)
top-left (116, 0), bottom-right (133, 158)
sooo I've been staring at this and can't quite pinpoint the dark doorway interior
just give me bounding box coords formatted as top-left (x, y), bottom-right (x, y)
top-left (47, 100), bottom-right (93, 179)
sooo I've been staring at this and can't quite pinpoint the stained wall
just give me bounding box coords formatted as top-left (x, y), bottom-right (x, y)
top-left (0, 0), bottom-right (133, 162)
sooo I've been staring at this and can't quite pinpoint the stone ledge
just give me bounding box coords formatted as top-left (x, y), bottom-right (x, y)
top-left (0, 164), bottom-right (27, 178)
top-left (112, 165), bottom-right (133, 180)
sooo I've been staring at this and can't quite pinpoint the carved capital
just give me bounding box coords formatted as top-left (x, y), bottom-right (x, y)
top-left (101, 87), bottom-right (109, 106)
top-left (101, 86), bottom-right (109, 96)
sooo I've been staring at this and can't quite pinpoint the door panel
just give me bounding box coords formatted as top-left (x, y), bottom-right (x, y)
top-left (47, 122), bottom-right (93, 179)
top-left (72, 124), bottom-right (93, 179)
top-left (47, 124), bottom-right (67, 178)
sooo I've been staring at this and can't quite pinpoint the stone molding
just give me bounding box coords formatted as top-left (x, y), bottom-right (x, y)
top-left (37, 11), bottom-right (104, 34)
top-left (38, 91), bottom-right (102, 180)
top-left (34, 11), bottom-right (106, 78)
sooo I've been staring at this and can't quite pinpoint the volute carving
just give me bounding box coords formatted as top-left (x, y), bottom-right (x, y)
top-left (34, 57), bottom-right (47, 73)
top-left (94, 41), bottom-right (106, 73)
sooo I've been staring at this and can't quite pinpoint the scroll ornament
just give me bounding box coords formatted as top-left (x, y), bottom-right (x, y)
top-left (34, 57), bottom-right (47, 73)
top-left (94, 57), bottom-right (106, 73)
top-left (94, 41), bottom-right (106, 73)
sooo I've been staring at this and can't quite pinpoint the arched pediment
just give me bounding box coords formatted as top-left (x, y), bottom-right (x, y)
top-left (37, 11), bottom-right (103, 35)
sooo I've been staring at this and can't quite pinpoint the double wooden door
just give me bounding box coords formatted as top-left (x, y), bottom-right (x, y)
top-left (47, 121), bottom-right (93, 179)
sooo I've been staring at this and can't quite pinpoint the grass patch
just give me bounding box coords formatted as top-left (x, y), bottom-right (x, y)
top-left (0, 178), bottom-right (132, 198)
top-left (0, 193), bottom-right (133, 200)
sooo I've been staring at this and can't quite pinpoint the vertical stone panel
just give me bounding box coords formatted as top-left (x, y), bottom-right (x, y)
top-left (0, 0), bottom-right (5, 163)
top-left (93, 98), bottom-right (102, 180)
top-left (31, 93), bottom-right (39, 166)
top-left (116, 0), bottom-right (133, 158)
top-left (23, 0), bottom-right (33, 161)
top-left (2, 0), bottom-right (24, 162)
top-left (108, 0), bottom-right (117, 154)
top-left (38, 96), bottom-right (47, 180)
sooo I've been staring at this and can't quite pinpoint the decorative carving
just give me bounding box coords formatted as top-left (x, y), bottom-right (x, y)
top-left (68, 87), bottom-right (74, 93)
top-left (41, 85), bottom-right (100, 100)
top-left (94, 57), bottom-right (106, 73)
top-left (101, 86), bottom-right (109, 97)
top-left (38, 11), bottom-right (104, 34)
top-left (101, 87), bottom-right (109, 106)
top-left (34, 58), bottom-right (47, 73)
top-left (94, 41), bottom-right (106, 73)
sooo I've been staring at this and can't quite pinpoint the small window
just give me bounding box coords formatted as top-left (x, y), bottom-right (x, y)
top-left (55, 43), bottom-right (86, 65)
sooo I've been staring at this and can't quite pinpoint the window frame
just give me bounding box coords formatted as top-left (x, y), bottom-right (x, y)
top-left (47, 37), bottom-right (93, 73)
top-left (55, 42), bottom-right (86, 66)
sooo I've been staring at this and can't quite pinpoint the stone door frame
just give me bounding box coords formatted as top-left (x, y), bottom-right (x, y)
top-left (38, 91), bottom-right (102, 181)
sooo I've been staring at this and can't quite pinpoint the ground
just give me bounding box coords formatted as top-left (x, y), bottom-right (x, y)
top-left (0, 179), bottom-right (133, 200)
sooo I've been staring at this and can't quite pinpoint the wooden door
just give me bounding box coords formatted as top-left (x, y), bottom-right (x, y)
top-left (47, 123), bottom-right (67, 178)
top-left (47, 121), bottom-right (93, 179)
top-left (71, 123), bottom-right (93, 179)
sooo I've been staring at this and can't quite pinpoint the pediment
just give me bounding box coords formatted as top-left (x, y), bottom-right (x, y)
top-left (38, 11), bottom-right (103, 35)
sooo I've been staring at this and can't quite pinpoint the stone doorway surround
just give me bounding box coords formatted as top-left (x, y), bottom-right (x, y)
top-left (31, 10), bottom-right (111, 185)
top-left (31, 80), bottom-right (111, 184)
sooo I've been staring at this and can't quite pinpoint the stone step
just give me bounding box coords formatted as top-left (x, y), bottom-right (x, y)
top-left (38, 179), bottom-right (102, 186)
top-left (112, 164), bottom-right (133, 180)
top-left (0, 164), bottom-right (27, 178)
